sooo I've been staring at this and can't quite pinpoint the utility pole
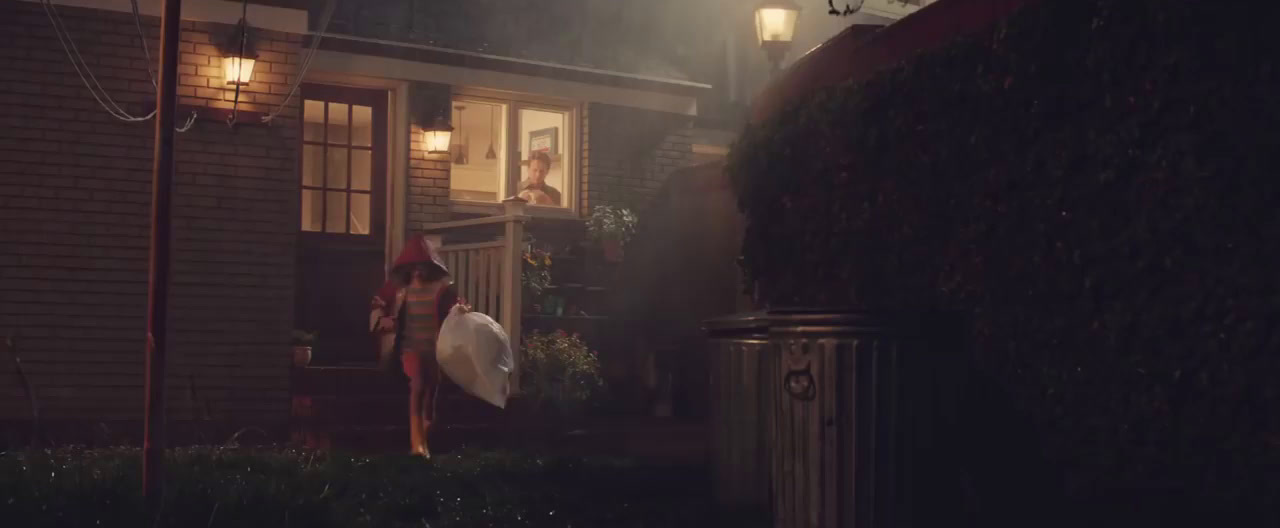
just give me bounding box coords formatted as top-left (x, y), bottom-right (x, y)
top-left (144, 0), bottom-right (182, 514)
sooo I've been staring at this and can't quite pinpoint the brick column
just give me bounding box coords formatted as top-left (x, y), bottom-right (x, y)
top-left (405, 81), bottom-right (452, 233)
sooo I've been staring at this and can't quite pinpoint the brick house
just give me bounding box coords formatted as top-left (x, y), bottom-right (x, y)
top-left (0, 0), bottom-right (923, 444)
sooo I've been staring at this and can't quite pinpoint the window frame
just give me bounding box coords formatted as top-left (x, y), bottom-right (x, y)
top-left (297, 84), bottom-right (388, 248)
top-left (449, 88), bottom-right (581, 218)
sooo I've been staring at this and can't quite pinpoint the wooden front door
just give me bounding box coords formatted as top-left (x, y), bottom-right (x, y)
top-left (295, 84), bottom-right (388, 365)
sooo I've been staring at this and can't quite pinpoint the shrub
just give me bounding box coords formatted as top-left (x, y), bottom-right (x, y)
top-left (0, 447), bottom-right (745, 528)
top-left (521, 331), bottom-right (605, 417)
top-left (585, 205), bottom-right (639, 245)
top-left (726, 0), bottom-right (1279, 519)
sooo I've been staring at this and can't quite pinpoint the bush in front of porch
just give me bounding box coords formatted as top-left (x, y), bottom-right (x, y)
top-left (0, 446), bottom-right (750, 528)
top-left (727, 0), bottom-right (1279, 522)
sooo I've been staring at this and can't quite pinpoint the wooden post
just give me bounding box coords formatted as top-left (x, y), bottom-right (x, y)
top-left (144, 0), bottom-right (182, 513)
top-left (500, 197), bottom-right (527, 391)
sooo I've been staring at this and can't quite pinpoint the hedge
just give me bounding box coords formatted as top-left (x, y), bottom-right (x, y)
top-left (0, 447), bottom-right (747, 528)
top-left (727, 0), bottom-right (1279, 519)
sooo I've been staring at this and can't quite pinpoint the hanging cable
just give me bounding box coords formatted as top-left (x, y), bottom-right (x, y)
top-left (227, 0), bottom-right (250, 127)
top-left (176, 111), bottom-right (198, 132)
top-left (42, 0), bottom-right (154, 121)
top-left (261, 0), bottom-right (337, 124)
top-left (44, 0), bottom-right (222, 133)
top-left (130, 0), bottom-right (157, 89)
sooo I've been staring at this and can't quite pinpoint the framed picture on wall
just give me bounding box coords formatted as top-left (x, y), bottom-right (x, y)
top-left (529, 127), bottom-right (558, 156)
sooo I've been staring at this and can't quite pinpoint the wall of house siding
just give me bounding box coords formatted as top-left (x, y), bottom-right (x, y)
top-left (0, 2), bottom-right (301, 426)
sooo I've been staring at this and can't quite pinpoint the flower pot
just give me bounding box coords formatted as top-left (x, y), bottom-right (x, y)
top-left (601, 238), bottom-right (624, 262)
top-left (292, 346), bottom-right (312, 367)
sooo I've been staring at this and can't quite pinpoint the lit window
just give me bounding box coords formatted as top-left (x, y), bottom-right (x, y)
top-left (448, 95), bottom-right (575, 210)
top-left (448, 99), bottom-right (508, 203)
top-left (515, 108), bottom-right (569, 208)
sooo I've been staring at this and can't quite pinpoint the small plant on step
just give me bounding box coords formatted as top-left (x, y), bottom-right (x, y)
top-left (522, 241), bottom-right (553, 300)
top-left (586, 205), bottom-right (638, 262)
top-left (291, 330), bottom-right (316, 347)
top-left (585, 205), bottom-right (638, 246)
top-left (521, 330), bottom-right (605, 418)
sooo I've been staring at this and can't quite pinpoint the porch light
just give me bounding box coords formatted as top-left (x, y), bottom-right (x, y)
top-left (754, 0), bottom-right (801, 71)
top-left (222, 56), bottom-right (256, 86)
top-left (220, 17), bottom-right (258, 86)
top-left (424, 117), bottom-right (454, 155)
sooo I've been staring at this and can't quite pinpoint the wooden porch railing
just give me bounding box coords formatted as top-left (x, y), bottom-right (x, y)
top-left (421, 198), bottom-right (529, 390)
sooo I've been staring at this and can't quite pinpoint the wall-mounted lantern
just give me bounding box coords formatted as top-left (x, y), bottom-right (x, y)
top-left (221, 17), bottom-right (258, 86)
top-left (423, 116), bottom-right (454, 155)
top-left (755, 0), bottom-right (801, 72)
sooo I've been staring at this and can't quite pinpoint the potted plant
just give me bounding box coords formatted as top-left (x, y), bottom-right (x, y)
top-left (585, 205), bottom-right (638, 263)
top-left (522, 242), bottom-right (553, 308)
top-left (520, 330), bottom-right (605, 427)
top-left (291, 330), bottom-right (315, 367)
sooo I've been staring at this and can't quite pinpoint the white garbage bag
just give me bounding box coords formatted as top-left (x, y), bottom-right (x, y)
top-left (436, 305), bottom-right (513, 409)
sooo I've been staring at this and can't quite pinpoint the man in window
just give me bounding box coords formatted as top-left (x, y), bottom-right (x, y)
top-left (517, 151), bottom-right (561, 206)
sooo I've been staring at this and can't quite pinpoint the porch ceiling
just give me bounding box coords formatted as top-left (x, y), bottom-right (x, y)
top-left (315, 34), bottom-right (711, 99)
top-left (310, 47), bottom-right (703, 117)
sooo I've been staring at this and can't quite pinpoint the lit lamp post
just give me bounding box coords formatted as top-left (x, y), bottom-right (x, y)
top-left (423, 117), bottom-right (454, 155)
top-left (754, 0), bottom-right (801, 74)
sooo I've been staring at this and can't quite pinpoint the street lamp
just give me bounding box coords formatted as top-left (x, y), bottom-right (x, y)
top-left (754, 0), bottom-right (801, 73)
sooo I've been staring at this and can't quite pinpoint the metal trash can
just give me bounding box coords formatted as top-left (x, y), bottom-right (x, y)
top-left (704, 312), bottom-right (772, 508)
top-left (766, 308), bottom-right (964, 528)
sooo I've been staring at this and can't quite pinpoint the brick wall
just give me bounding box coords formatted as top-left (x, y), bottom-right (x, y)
top-left (581, 102), bottom-right (700, 213)
top-left (403, 81), bottom-right (451, 233)
top-left (0, 2), bottom-right (301, 425)
top-left (406, 124), bottom-right (450, 232)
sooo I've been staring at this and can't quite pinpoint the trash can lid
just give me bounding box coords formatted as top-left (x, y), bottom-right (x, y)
top-left (702, 311), bottom-right (770, 336)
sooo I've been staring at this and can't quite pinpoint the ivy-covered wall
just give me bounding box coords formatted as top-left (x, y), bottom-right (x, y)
top-left (728, 0), bottom-right (1278, 518)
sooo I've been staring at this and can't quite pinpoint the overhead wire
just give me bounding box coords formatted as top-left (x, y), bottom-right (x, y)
top-left (129, 0), bottom-right (157, 89)
top-left (261, 0), bottom-right (337, 124)
top-left (41, 0), bottom-right (155, 122)
top-left (44, 0), bottom-right (214, 132)
top-left (44, 0), bottom-right (331, 131)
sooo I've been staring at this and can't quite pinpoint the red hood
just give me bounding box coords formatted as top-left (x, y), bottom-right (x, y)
top-left (375, 235), bottom-right (449, 305)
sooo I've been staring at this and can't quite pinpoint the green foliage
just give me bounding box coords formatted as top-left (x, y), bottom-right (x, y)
top-left (521, 331), bottom-right (606, 416)
top-left (585, 205), bottom-right (639, 245)
top-left (0, 447), bottom-right (746, 528)
top-left (521, 242), bottom-right (553, 300)
top-left (727, 0), bottom-right (1279, 516)
top-left (291, 330), bottom-right (316, 346)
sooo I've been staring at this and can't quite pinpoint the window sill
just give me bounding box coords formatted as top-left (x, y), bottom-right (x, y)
top-left (450, 199), bottom-right (580, 220)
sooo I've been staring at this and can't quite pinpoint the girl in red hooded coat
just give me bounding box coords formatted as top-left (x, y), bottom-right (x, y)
top-left (370, 235), bottom-right (466, 457)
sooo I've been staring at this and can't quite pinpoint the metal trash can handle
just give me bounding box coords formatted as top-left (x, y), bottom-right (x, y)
top-left (783, 367), bottom-right (816, 401)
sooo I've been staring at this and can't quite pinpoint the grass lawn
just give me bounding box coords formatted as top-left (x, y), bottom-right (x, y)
top-left (0, 446), bottom-right (764, 527)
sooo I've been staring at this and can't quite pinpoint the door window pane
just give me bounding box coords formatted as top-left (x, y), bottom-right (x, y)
top-left (517, 108), bottom-right (568, 208)
top-left (350, 149), bottom-right (372, 191)
top-left (326, 148), bottom-right (348, 189)
top-left (351, 105), bottom-right (373, 147)
top-left (303, 100), bottom-right (325, 142)
top-left (325, 192), bottom-right (347, 233)
top-left (302, 144), bottom-right (324, 187)
top-left (301, 190), bottom-right (323, 232)
top-left (349, 193), bottom-right (371, 235)
top-left (448, 99), bottom-right (506, 202)
top-left (299, 88), bottom-right (383, 237)
top-left (327, 102), bottom-right (349, 145)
